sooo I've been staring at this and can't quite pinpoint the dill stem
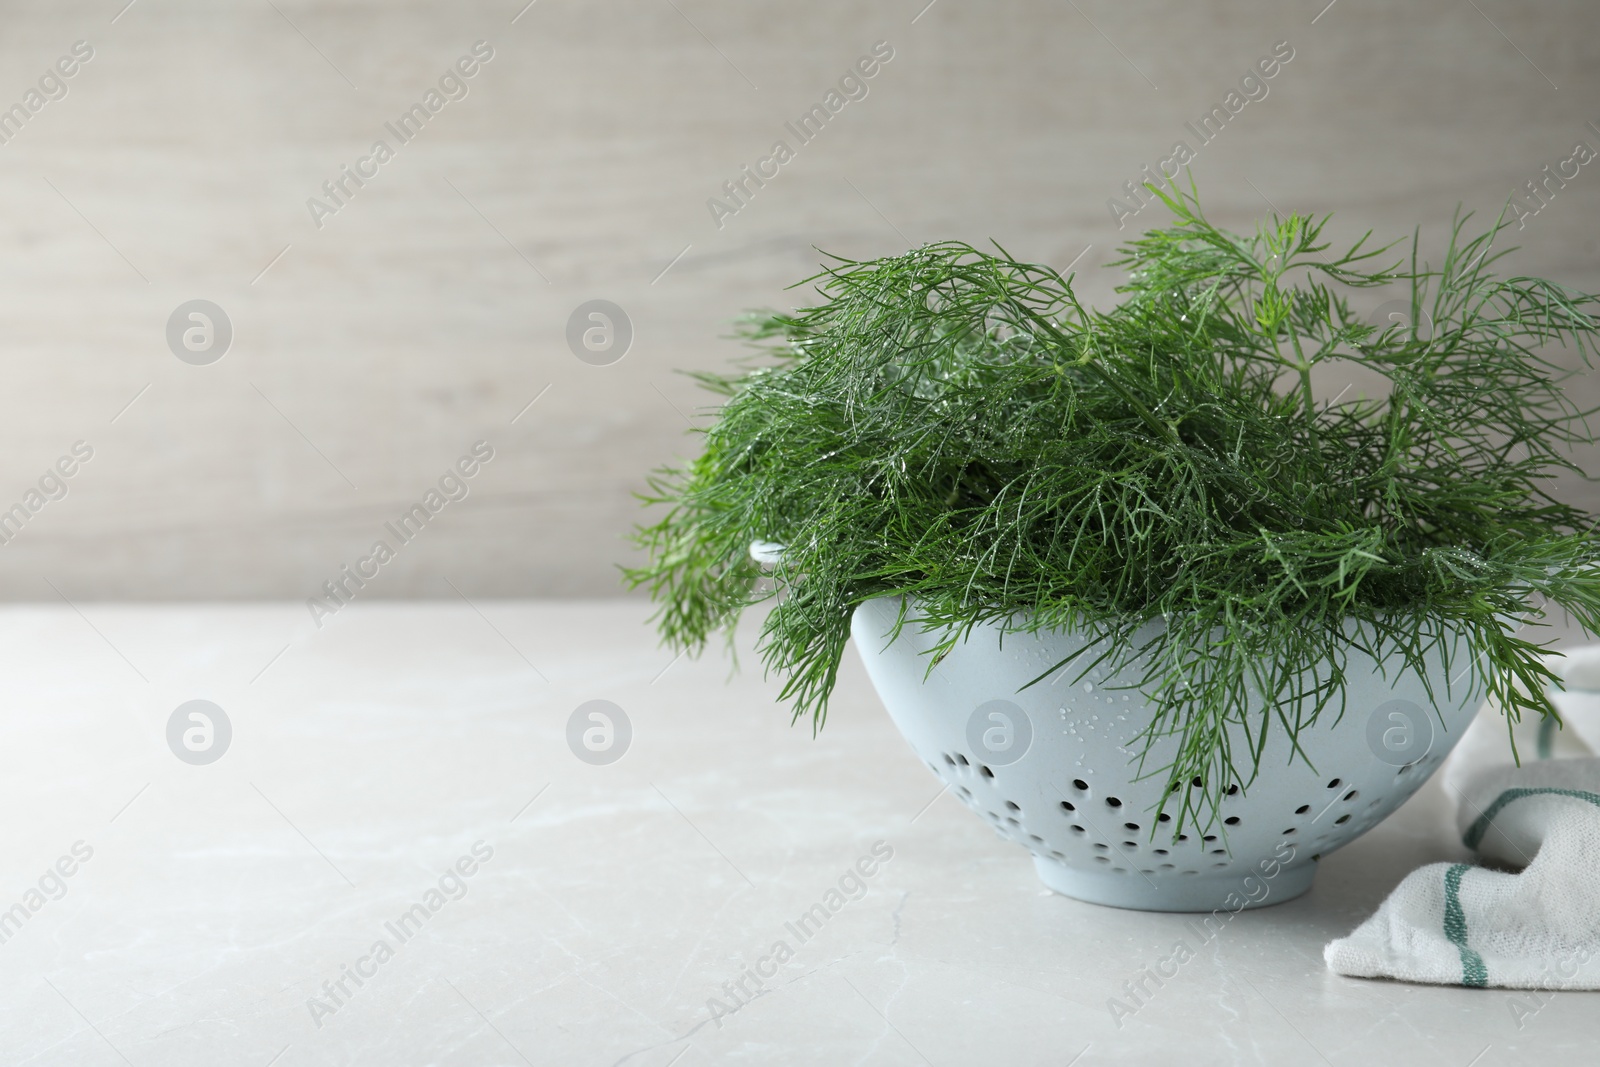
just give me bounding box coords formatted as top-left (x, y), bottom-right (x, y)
top-left (1284, 319), bottom-right (1320, 452)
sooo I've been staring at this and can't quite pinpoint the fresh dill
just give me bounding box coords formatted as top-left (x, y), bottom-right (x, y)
top-left (626, 181), bottom-right (1600, 829)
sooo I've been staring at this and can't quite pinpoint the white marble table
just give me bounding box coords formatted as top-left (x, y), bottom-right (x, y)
top-left (0, 602), bottom-right (1592, 1066)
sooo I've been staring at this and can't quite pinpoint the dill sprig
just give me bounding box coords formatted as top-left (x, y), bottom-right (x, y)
top-left (626, 181), bottom-right (1600, 830)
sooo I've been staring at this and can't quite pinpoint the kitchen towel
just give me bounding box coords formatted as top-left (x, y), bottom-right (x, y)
top-left (1323, 646), bottom-right (1600, 989)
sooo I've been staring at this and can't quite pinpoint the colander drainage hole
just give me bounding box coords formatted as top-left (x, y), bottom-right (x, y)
top-left (1224, 816), bottom-right (1241, 826)
top-left (1071, 825), bottom-right (1086, 834)
top-left (1282, 828), bottom-right (1296, 835)
top-left (1226, 784), bottom-right (1240, 796)
top-left (980, 765), bottom-right (994, 779)
top-left (1327, 778), bottom-right (1342, 789)
top-left (1060, 800), bottom-right (1076, 813)
top-left (1153, 848), bottom-right (1168, 855)
top-left (1344, 790), bottom-right (1359, 802)
top-left (1295, 804), bottom-right (1311, 815)
top-left (1157, 813), bottom-right (1172, 823)
top-left (1123, 822), bottom-right (1140, 831)
top-left (1005, 800), bottom-right (1022, 812)
top-left (1210, 849), bottom-right (1227, 855)
top-left (1093, 856), bottom-right (1110, 865)
top-left (1212, 861), bottom-right (1228, 868)
top-left (1106, 796), bottom-right (1123, 808)
top-left (1072, 779), bottom-right (1089, 792)
top-left (1335, 814), bottom-right (1352, 825)
top-left (1092, 843), bottom-right (1109, 851)
top-left (943, 754), bottom-right (956, 766)
top-left (1121, 841), bottom-right (1138, 849)
top-left (1202, 835), bottom-right (1218, 843)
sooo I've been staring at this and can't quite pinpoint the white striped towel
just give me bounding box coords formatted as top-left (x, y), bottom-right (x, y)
top-left (1324, 646), bottom-right (1600, 989)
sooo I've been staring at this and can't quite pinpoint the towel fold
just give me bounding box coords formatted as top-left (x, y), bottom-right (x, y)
top-left (1324, 647), bottom-right (1600, 989)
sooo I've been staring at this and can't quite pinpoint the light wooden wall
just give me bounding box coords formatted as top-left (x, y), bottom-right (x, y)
top-left (0, 0), bottom-right (1595, 598)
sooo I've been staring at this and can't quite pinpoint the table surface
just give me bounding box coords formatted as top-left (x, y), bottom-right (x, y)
top-left (0, 601), bottom-right (1592, 1066)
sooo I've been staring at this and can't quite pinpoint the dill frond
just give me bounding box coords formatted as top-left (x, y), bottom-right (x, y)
top-left (625, 180), bottom-right (1600, 829)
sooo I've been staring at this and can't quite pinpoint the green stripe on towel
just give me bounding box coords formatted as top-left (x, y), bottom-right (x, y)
top-left (1443, 864), bottom-right (1488, 987)
top-left (1461, 788), bottom-right (1600, 850)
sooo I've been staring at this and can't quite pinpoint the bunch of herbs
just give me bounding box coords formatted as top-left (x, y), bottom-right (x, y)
top-left (627, 183), bottom-right (1600, 830)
